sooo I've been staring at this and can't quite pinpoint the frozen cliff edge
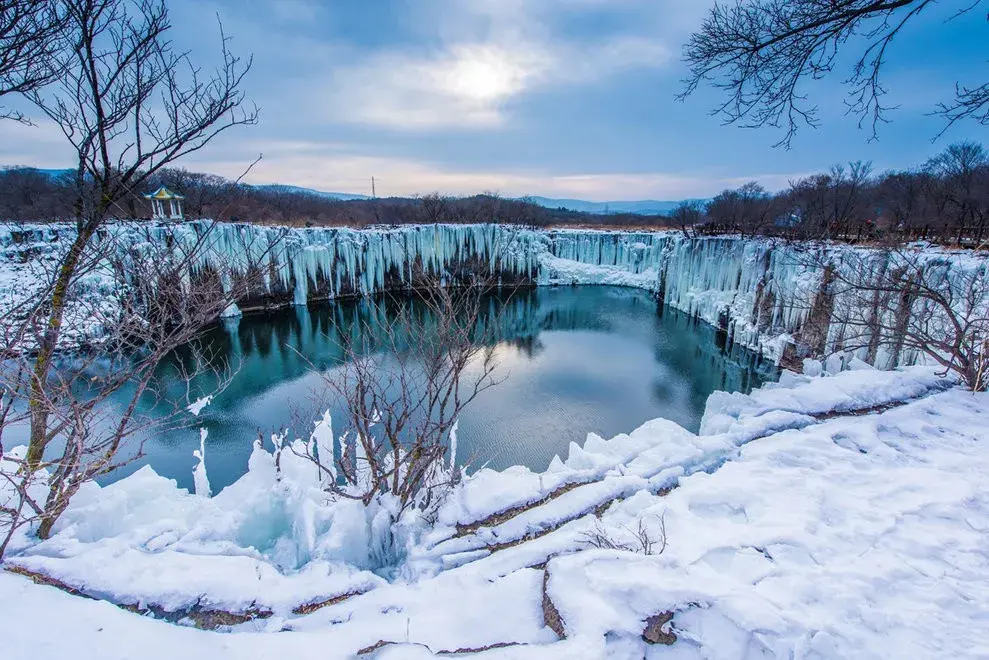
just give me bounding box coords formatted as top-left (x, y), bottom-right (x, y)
top-left (2, 221), bottom-right (987, 364)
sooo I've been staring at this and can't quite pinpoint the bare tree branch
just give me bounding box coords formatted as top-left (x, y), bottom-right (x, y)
top-left (680, 0), bottom-right (985, 147)
top-left (0, 0), bottom-right (67, 122)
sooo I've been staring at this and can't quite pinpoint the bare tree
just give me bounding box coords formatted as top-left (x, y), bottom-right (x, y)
top-left (0, 0), bottom-right (259, 550)
top-left (681, 1), bottom-right (988, 147)
top-left (0, 222), bottom-right (286, 553)
top-left (876, 169), bottom-right (934, 239)
top-left (923, 142), bottom-right (989, 244)
top-left (801, 247), bottom-right (989, 390)
top-left (292, 278), bottom-right (508, 518)
top-left (783, 161), bottom-right (874, 239)
top-left (705, 182), bottom-right (777, 237)
top-left (20, 0), bottom-right (255, 471)
top-left (417, 192), bottom-right (451, 224)
top-left (0, 166), bottom-right (74, 220)
top-left (0, 0), bottom-right (66, 121)
top-left (671, 200), bottom-right (704, 238)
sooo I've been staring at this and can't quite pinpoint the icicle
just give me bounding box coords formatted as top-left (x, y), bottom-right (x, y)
top-left (311, 410), bottom-right (337, 486)
top-left (448, 419), bottom-right (459, 472)
top-left (192, 428), bottom-right (212, 497)
top-left (220, 302), bottom-right (242, 318)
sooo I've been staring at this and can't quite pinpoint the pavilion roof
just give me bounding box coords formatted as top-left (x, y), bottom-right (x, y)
top-left (143, 186), bottom-right (185, 200)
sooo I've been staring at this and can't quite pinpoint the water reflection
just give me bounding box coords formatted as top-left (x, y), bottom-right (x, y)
top-left (117, 286), bottom-right (776, 492)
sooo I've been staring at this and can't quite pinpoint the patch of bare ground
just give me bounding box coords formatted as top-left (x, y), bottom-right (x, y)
top-left (810, 399), bottom-right (908, 420)
top-left (437, 642), bottom-right (526, 655)
top-left (357, 640), bottom-right (526, 656)
top-left (5, 564), bottom-right (94, 599)
top-left (642, 611), bottom-right (677, 645)
top-left (292, 590), bottom-right (369, 615)
top-left (541, 570), bottom-right (566, 639)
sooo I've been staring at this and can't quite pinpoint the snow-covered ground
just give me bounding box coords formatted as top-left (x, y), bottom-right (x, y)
top-left (3, 364), bottom-right (987, 659)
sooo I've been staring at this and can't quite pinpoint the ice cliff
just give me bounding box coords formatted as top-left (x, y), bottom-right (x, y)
top-left (2, 221), bottom-right (984, 364)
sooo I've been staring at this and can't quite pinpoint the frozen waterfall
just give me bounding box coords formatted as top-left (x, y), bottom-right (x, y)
top-left (2, 221), bottom-right (984, 366)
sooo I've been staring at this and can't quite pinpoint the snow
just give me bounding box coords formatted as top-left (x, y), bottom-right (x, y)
top-left (220, 302), bottom-right (243, 318)
top-left (2, 365), bottom-right (987, 658)
top-left (186, 395), bottom-right (213, 416)
top-left (3, 221), bottom-right (989, 657)
top-left (547, 388), bottom-right (989, 658)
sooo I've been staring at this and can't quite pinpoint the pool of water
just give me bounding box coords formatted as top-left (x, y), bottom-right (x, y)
top-left (103, 286), bottom-right (777, 492)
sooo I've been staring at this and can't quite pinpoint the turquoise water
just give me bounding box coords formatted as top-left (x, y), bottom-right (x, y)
top-left (109, 286), bottom-right (776, 492)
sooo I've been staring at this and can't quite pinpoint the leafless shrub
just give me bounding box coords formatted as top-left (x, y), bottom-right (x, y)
top-left (0, 224), bottom-right (281, 555)
top-left (0, 0), bottom-right (260, 557)
top-left (580, 515), bottom-right (668, 556)
top-left (795, 246), bottom-right (989, 391)
top-left (290, 277), bottom-right (512, 515)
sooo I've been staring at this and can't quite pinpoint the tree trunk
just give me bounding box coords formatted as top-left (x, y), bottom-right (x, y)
top-left (24, 224), bottom-right (97, 471)
top-left (797, 264), bottom-right (836, 357)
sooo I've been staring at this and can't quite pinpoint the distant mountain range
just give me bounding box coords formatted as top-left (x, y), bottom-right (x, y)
top-left (252, 184), bottom-right (371, 202)
top-left (526, 196), bottom-right (707, 216)
top-left (4, 166), bottom-right (702, 216)
top-left (255, 187), bottom-right (702, 216)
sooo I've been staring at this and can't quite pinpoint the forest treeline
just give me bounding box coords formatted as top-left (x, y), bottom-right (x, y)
top-left (0, 167), bottom-right (661, 229)
top-left (679, 142), bottom-right (989, 246)
top-left (2, 141), bottom-right (988, 245)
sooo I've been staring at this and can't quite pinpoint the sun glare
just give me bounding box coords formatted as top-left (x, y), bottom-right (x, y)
top-left (443, 47), bottom-right (530, 103)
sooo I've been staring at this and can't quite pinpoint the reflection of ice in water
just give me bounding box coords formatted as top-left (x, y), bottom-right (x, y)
top-left (112, 286), bottom-right (776, 493)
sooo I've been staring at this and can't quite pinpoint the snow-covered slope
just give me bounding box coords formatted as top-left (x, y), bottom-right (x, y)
top-left (1, 366), bottom-right (985, 658)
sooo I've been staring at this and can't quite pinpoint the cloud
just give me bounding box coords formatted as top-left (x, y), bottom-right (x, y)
top-left (183, 139), bottom-right (799, 200)
top-left (0, 120), bottom-right (73, 167)
top-left (0, 114), bottom-right (799, 201)
top-left (331, 44), bottom-right (551, 130)
top-left (2, 0), bottom-right (806, 203)
top-left (326, 2), bottom-right (672, 130)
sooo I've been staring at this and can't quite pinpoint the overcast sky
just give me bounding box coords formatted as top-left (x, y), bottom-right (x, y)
top-left (1, 0), bottom-right (986, 200)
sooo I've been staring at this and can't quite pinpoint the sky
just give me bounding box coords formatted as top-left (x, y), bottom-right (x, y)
top-left (1, 0), bottom-right (987, 201)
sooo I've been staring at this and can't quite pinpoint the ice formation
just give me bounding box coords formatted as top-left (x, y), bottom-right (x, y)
top-left (2, 221), bottom-right (986, 364)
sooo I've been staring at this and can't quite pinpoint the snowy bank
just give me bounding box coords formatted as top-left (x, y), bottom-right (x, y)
top-left (2, 364), bottom-right (986, 658)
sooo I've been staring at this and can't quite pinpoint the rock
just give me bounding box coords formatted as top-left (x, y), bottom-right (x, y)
top-left (541, 570), bottom-right (566, 639)
top-left (356, 640), bottom-right (394, 655)
top-left (642, 611), bottom-right (677, 645)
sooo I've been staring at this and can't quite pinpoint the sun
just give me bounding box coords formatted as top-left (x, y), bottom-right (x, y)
top-left (444, 46), bottom-right (529, 103)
